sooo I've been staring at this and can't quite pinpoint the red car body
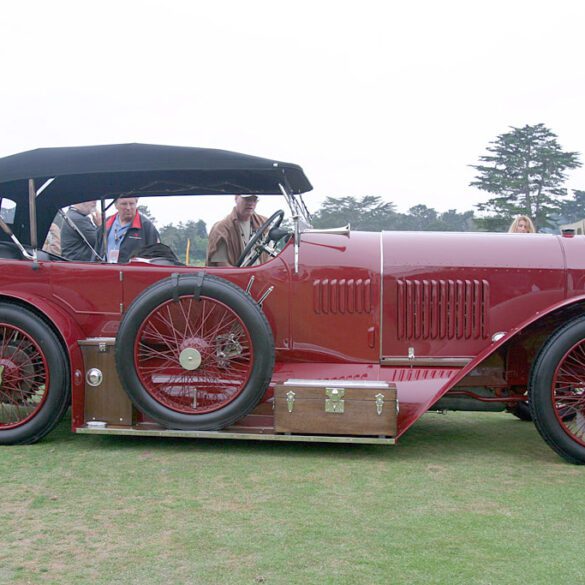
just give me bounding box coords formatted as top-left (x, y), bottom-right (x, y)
top-left (1, 144), bottom-right (584, 464)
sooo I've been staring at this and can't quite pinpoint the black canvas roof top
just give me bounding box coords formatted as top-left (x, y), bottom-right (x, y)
top-left (0, 143), bottom-right (313, 207)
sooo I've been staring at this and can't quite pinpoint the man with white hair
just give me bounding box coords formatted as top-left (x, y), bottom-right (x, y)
top-left (207, 194), bottom-right (266, 266)
top-left (105, 197), bottom-right (159, 263)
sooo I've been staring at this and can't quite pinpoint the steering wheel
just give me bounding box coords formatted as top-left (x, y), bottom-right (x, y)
top-left (236, 210), bottom-right (286, 267)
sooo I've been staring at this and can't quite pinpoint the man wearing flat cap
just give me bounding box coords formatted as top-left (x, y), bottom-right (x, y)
top-left (207, 194), bottom-right (267, 266)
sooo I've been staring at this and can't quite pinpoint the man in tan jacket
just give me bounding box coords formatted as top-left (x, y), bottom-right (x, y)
top-left (207, 195), bottom-right (267, 266)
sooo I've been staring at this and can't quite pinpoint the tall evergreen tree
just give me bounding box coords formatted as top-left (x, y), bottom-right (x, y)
top-left (470, 124), bottom-right (581, 231)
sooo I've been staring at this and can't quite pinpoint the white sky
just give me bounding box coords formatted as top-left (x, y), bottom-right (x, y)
top-left (1, 0), bottom-right (584, 229)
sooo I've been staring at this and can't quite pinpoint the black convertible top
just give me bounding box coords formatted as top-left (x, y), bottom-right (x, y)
top-left (0, 143), bottom-right (313, 208)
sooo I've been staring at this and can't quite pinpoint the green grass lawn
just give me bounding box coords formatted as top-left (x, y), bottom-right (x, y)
top-left (1, 411), bottom-right (583, 585)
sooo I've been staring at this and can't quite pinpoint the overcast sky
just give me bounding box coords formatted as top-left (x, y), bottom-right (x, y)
top-left (1, 0), bottom-right (584, 229)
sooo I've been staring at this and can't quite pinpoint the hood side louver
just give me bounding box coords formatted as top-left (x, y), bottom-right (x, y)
top-left (397, 279), bottom-right (489, 340)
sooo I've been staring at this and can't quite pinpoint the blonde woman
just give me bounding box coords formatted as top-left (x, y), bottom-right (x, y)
top-left (508, 215), bottom-right (536, 233)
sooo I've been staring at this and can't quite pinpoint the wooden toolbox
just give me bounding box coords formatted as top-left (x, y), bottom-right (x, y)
top-left (274, 379), bottom-right (397, 437)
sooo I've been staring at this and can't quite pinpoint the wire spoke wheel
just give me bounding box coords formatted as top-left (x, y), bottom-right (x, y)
top-left (551, 341), bottom-right (585, 446)
top-left (530, 316), bottom-right (585, 464)
top-left (0, 304), bottom-right (70, 445)
top-left (0, 323), bottom-right (49, 428)
top-left (116, 274), bottom-right (274, 431)
top-left (135, 296), bottom-right (254, 414)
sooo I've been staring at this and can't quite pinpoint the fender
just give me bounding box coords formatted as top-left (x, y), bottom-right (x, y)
top-left (396, 293), bottom-right (585, 436)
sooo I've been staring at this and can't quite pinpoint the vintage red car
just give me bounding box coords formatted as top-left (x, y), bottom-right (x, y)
top-left (0, 144), bottom-right (584, 464)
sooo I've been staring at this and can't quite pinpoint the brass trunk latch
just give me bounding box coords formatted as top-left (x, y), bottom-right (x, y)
top-left (375, 393), bottom-right (385, 415)
top-left (286, 390), bottom-right (296, 413)
top-left (325, 387), bottom-right (345, 413)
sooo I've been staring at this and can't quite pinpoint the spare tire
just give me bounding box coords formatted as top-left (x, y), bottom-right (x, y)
top-left (116, 273), bottom-right (274, 430)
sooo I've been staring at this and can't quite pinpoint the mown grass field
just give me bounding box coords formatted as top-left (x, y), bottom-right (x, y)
top-left (1, 411), bottom-right (584, 585)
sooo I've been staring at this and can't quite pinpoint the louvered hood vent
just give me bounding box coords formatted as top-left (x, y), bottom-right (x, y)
top-left (313, 278), bottom-right (372, 314)
top-left (397, 279), bottom-right (489, 340)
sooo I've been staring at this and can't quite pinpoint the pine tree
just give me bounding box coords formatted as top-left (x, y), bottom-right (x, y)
top-left (470, 124), bottom-right (581, 231)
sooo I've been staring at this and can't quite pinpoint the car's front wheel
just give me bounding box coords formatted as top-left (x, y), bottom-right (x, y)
top-left (529, 316), bottom-right (585, 464)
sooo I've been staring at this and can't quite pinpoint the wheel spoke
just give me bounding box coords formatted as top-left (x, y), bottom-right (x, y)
top-left (551, 338), bottom-right (585, 447)
top-left (0, 322), bottom-right (49, 428)
top-left (134, 295), bottom-right (254, 414)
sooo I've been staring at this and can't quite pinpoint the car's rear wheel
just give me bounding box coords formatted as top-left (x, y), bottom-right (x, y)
top-left (116, 274), bottom-right (274, 430)
top-left (529, 316), bottom-right (585, 464)
top-left (0, 304), bottom-right (70, 444)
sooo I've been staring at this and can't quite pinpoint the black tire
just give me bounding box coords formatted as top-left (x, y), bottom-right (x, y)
top-left (116, 273), bottom-right (274, 430)
top-left (0, 304), bottom-right (70, 444)
top-left (529, 316), bottom-right (585, 464)
top-left (508, 401), bottom-right (532, 421)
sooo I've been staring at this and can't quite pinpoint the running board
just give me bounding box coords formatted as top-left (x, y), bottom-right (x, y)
top-left (76, 425), bottom-right (395, 445)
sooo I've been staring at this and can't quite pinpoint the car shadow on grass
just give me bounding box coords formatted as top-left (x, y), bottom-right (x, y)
top-left (46, 410), bottom-right (561, 465)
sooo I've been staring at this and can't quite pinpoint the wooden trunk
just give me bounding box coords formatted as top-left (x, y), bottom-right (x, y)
top-left (274, 379), bottom-right (397, 437)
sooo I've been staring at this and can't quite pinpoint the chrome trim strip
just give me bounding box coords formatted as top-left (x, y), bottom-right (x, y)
top-left (28, 179), bottom-right (38, 251)
top-left (294, 219), bottom-right (300, 274)
top-left (284, 379), bottom-right (390, 388)
top-left (379, 231), bottom-right (384, 362)
top-left (381, 356), bottom-right (472, 367)
top-left (76, 426), bottom-right (395, 444)
top-left (78, 337), bottom-right (116, 346)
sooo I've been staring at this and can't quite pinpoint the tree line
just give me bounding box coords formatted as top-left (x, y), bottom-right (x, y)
top-left (149, 123), bottom-right (584, 262)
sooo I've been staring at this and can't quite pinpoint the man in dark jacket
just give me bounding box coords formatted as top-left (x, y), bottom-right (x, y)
top-left (105, 197), bottom-right (159, 263)
top-left (61, 200), bottom-right (102, 261)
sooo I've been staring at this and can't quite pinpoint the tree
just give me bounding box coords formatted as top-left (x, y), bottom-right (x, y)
top-left (470, 124), bottom-right (581, 231)
top-left (396, 204), bottom-right (438, 230)
top-left (312, 195), bottom-right (397, 231)
top-left (435, 208), bottom-right (476, 232)
top-left (137, 204), bottom-right (157, 225)
top-left (311, 196), bottom-right (477, 232)
top-left (159, 220), bottom-right (208, 265)
top-left (560, 189), bottom-right (585, 224)
top-left (393, 205), bottom-right (476, 231)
